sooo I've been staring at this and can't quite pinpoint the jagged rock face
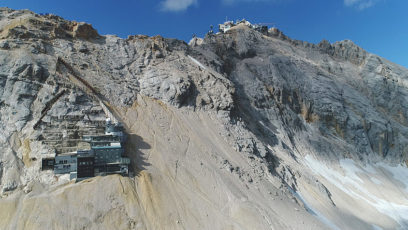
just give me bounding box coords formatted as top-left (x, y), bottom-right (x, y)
top-left (0, 7), bottom-right (408, 230)
top-left (0, 8), bottom-right (99, 40)
top-left (196, 24), bottom-right (408, 163)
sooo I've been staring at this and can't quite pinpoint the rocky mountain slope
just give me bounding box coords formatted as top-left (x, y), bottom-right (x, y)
top-left (0, 7), bottom-right (408, 230)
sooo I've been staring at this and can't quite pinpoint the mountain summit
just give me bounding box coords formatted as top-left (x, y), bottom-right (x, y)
top-left (0, 8), bottom-right (408, 230)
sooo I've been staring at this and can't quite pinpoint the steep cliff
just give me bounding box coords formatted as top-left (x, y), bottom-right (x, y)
top-left (0, 8), bottom-right (408, 230)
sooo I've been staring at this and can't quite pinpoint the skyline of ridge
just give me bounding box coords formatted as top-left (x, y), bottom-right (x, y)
top-left (1, 0), bottom-right (407, 68)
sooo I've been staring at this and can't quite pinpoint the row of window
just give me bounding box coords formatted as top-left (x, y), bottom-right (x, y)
top-left (58, 160), bottom-right (76, 164)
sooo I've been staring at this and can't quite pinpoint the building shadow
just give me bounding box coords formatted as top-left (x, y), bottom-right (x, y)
top-left (125, 134), bottom-right (151, 177)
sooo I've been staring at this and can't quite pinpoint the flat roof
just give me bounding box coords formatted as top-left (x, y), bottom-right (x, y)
top-left (92, 146), bottom-right (123, 149)
top-left (78, 153), bottom-right (94, 158)
top-left (83, 134), bottom-right (119, 138)
top-left (57, 152), bottom-right (77, 156)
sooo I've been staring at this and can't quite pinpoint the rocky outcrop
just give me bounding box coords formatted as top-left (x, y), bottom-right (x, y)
top-left (0, 8), bottom-right (99, 40)
top-left (72, 22), bottom-right (99, 40)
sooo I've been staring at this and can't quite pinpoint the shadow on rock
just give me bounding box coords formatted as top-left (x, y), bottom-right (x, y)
top-left (125, 134), bottom-right (151, 177)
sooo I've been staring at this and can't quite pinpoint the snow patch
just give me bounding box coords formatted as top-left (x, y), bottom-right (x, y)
top-left (372, 224), bottom-right (383, 230)
top-left (378, 163), bottom-right (408, 193)
top-left (188, 55), bottom-right (206, 69)
top-left (304, 155), bottom-right (408, 229)
top-left (339, 158), bottom-right (364, 183)
top-left (259, 121), bottom-right (275, 133)
top-left (370, 177), bottom-right (382, 185)
top-left (290, 188), bottom-right (341, 230)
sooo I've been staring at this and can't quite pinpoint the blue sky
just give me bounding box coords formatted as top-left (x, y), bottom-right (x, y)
top-left (1, 0), bottom-right (407, 68)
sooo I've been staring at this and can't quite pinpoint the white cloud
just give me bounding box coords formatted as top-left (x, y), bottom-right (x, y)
top-left (344, 0), bottom-right (380, 10)
top-left (160, 0), bottom-right (197, 12)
